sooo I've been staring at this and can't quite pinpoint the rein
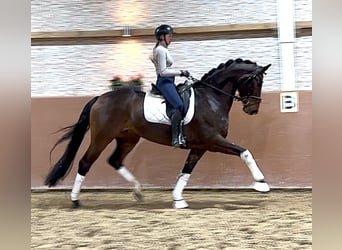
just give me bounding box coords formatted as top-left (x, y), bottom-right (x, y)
top-left (190, 76), bottom-right (241, 101)
top-left (189, 72), bottom-right (262, 105)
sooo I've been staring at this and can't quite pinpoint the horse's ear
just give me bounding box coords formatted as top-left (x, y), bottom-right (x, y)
top-left (262, 64), bottom-right (272, 73)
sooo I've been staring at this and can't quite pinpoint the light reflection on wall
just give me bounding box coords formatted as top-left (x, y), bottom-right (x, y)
top-left (105, 1), bottom-right (149, 80)
top-left (105, 40), bottom-right (150, 81)
top-left (110, 0), bottom-right (145, 26)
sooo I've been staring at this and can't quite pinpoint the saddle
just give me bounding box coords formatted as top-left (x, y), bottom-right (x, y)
top-left (150, 82), bottom-right (192, 119)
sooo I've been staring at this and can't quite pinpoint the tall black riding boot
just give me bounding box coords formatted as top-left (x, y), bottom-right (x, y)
top-left (170, 109), bottom-right (186, 147)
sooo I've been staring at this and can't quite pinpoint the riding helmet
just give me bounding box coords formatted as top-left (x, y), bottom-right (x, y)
top-left (154, 24), bottom-right (174, 40)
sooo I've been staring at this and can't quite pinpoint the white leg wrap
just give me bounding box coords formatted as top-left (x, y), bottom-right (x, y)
top-left (71, 173), bottom-right (85, 201)
top-left (172, 173), bottom-right (190, 201)
top-left (253, 181), bottom-right (270, 192)
top-left (240, 150), bottom-right (265, 181)
top-left (117, 166), bottom-right (142, 194)
top-left (117, 166), bottom-right (136, 182)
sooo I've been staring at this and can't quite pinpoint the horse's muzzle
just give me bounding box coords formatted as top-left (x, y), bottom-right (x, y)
top-left (242, 97), bottom-right (261, 115)
top-left (243, 105), bottom-right (259, 115)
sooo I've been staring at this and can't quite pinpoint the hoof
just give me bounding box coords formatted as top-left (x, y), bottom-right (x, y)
top-left (133, 190), bottom-right (144, 202)
top-left (253, 181), bottom-right (270, 192)
top-left (173, 199), bottom-right (189, 209)
top-left (72, 200), bottom-right (80, 208)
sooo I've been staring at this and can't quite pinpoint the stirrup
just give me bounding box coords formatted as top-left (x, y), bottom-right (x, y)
top-left (172, 136), bottom-right (186, 148)
top-left (179, 135), bottom-right (186, 146)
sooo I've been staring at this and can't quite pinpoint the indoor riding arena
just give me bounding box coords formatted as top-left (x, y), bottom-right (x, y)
top-left (31, 0), bottom-right (312, 249)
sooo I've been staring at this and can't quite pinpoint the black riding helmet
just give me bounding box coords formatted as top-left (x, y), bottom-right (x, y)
top-left (154, 24), bottom-right (174, 40)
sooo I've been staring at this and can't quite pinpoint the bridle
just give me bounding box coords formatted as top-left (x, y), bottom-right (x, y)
top-left (237, 70), bottom-right (263, 106)
top-left (189, 69), bottom-right (264, 105)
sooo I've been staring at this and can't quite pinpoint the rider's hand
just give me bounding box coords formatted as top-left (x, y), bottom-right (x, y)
top-left (180, 70), bottom-right (190, 78)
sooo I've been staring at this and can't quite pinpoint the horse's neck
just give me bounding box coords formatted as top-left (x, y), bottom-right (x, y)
top-left (223, 82), bottom-right (237, 112)
top-left (209, 74), bottom-right (241, 112)
top-left (211, 77), bottom-right (239, 98)
top-left (196, 80), bottom-right (236, 115)
top-left (222, 80), bottom-right (237, 94)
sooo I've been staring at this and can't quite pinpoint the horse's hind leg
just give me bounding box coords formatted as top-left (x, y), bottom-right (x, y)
top-left (71, 138), bottom-right (113, 208)
top-left (107, 133), bottom-right (143, 200)
top-left (172, 149), bottom-right (206, 209)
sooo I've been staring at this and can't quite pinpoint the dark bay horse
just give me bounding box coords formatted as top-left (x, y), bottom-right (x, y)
top-left (45, 58), bottom-right (271, 209)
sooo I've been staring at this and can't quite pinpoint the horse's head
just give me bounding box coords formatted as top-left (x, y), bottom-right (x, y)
top-left (236, 63), bottom-right (271, 115)
top-left (198, 59), bottom-right (271, 115)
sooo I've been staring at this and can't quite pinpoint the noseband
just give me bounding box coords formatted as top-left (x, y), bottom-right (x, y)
top-left (238, 71), bottom-right (263, 106)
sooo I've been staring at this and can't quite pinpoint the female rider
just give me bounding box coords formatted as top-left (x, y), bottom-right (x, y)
top-left (151, 24), bottom-right (190, 147)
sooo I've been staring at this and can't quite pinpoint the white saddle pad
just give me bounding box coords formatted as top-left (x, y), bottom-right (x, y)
top-left (143, 87), bottom-right (195, 125)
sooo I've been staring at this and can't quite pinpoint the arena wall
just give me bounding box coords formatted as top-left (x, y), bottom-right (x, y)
top-left (31, 91), bottom-right (311, 189)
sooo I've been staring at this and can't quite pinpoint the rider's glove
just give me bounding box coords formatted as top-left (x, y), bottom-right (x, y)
top-left (180, 70), bottom-right (190, 78)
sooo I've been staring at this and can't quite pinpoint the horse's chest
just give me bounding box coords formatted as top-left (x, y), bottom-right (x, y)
top-left (203, 114), bottom-right (228, 133)
top-left (208, 98), bottom-right (221, 113)
top-left (206, 99), bottom-right (228, 123)
top-left (217, 117), bottom-right (229, 134)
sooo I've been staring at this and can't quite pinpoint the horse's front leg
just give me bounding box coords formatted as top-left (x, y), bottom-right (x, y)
top-left (210, 135), bottom-right (270, 192)
top-left (172, 149), bottom-right (206, 209)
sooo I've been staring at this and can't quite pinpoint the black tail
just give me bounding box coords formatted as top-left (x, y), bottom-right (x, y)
top-left (44, 96), bottom-right (99, 187)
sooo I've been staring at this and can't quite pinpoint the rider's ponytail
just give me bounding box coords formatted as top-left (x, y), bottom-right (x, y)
top-left (154, 40), bottom-right (160, 48)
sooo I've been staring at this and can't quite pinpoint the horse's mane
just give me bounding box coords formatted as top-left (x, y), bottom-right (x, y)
top-left (200, 58), bottom-right (257, 82)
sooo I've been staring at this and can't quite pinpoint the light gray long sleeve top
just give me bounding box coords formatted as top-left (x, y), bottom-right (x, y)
top-left (152, 45), bottom-right (182, 77)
